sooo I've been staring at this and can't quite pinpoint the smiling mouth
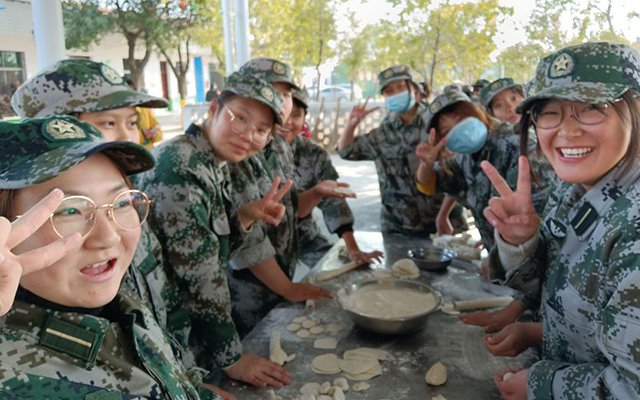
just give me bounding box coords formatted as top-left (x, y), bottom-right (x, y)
top-left (558, 147), bottom-right (594, 158)
top-left (81, 259), bottom-right (115, 277)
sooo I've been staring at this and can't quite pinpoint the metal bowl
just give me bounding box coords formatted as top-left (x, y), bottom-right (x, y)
top-left (407, 247), bottom-right (456, 272)
top-left (337, 278), bottom-right (441, 335)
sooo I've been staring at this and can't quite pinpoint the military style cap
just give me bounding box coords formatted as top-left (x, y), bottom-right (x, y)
top-left (238, 57), bottom-right (301, 90)
top-left (292, 87), bottom-right (309, 109)
top-left (378, 65), bottom-right (415, 93)
top-left (0, 115), bottom-right (154, 189)
top-left (421, 87), bottom-right (472, 130)
top-left (11, 59), bottom-right (168, 118)
top-left (480, 78), bottom-right (523, 108)
top-left (223, 71), bottom-right (285, 125)
top-left (473, 78), bottom-right (490, 88)
top-left (518, 41), bottom-right (640, 114)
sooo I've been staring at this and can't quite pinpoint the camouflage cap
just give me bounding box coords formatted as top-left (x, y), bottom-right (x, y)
top-left (0, 115), bottom-right (154, 189)
top-left (473, 78), bottom-right (490, 88)
top-left (11, 59), bottom-right (168, 118)
top-left (421, 87), bottom-right (472, 130)
top-left (292, 87), bottom-right (309, 109)
top-left (480, 78), bottom-right (523, 108)
top-left (518, 41), bottom-right (640, 114)
top-left (223, 71), bottom-right (285, 125)
top-left (378, 65), bottom-right (415, 93)
top-left (237, 58), bottom-right (301, 90)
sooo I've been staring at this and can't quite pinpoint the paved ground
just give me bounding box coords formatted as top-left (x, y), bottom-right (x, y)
top-left (155, 109), bottom-right (383, 233)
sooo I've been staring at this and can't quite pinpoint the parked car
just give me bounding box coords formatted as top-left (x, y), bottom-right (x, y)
top-left (318, 86), bottom-right (350, 102)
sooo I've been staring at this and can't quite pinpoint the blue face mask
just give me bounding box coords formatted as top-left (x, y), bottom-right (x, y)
top-left (384, 90), bottom-right (416, 113)
top-left (445, 117), bottom-right (488, 154)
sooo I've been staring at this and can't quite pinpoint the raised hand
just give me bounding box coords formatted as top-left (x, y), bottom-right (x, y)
top-left (415, 128), bottom-right (448, 167)
top-left (481, 156), bottom-right (541, 246)
top-left (0, 189), bottom-right (82, 316)
top-left (238, 177), bottom-right (293, 227)
top-left (347, 97), bottom-right (380, 127)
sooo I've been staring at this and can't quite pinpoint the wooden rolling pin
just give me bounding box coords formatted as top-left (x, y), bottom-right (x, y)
top-left (315, 260), bottom-right (368, 282)
top-left (453, 296), bottom-right (513, 311)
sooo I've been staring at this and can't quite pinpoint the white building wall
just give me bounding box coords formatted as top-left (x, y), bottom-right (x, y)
top-left (0, 0), bottom-right (215, 108)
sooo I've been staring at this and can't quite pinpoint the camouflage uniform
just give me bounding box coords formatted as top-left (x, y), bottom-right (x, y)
top-left (0, 286), bottom-right (216, 399)
top-left (135, 72), bottom-right (283, 370)
top-left (291, 134), bottom-right (352, 265)
top-left (0, 116), bottom-right (218, 399)
top-left (491, 42), bottom-right (640, 398)
top-left (11, 59), bottom-right (167, 118)
top-left (226, 59), bottom-right (303, 336)
top-left (9, 61), bottom-right (200, 375)
top-left (338, 81), bottom-right (465, 234)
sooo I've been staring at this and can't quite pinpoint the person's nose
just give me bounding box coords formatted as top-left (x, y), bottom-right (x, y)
top-left (83, 210), bottom-right (120, 249)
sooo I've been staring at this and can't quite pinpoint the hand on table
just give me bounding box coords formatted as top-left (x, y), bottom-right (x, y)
top-left (283, 282), bottom-right (332, 302)
top-left (347, 249), bottom-right (384, 264)
top-left (460, 300), bottom-right (525, 333)
top-left (483, 322), bottom-right (542, 357)
top-left (224, 353), bottom-right (291, 388)
top-left (494, 367), bottom-right (528, 400)
top-left (0, 189), bottom-right (81, 317)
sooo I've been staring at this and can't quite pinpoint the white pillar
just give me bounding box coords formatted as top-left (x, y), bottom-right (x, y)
top-left (32, 0), bottom-right (66, 70)
top-left (234, 0), bottom-right (251, 66)
top-left (221, 0), bottom-right (235, 73)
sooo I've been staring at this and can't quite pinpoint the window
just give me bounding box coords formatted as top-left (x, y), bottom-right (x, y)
top-left (0, 51), bottom-right (25, 96)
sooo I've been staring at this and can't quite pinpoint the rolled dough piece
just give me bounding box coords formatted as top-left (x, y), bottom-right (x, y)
top-left (311, 354), bottom-right (341, 374)
top-left (287, 323), bottom-right (302, 332)
top-left (432, 395), bottom-right (447, 400)
top-left (333, 377), bottom-right (349, 391)
top-left (293, 316), bottom-right (308, 323)
top-left (343, 347), bottom-right (388, 361)
top-left (352, 382), bottom-right (370, 392)
top-left (342, 362), bottom-right (382, 381)
top-left (319, 381), bottom-right (332, 394)
top-left (269, 331), bottom-right (295, 366)
top-left (425, 361), bottom-right (447, 386)
top-left (333, 187), bottom-right (356, 197)
top-left (302, 319), bottom-right (317, 328)
top-left (297, 329), bottom-right (311, 338)
top-left (332, 387), bottom-right (345, 400)
top-left (326, 323), bottom-right (343, 334)
top-left (300, 382), bottom-right (321, 396)
top-left (503, 372), bottom-right (515, 381)
top-left (339, 358), bottom-right (379, 376)
top-left (314, 337), bottom-right (338, 350)
top-left (310, 326), bottom-right (325, 335)
top-left (266, 389), bottom-right (283, 400)
top-left (391, 258), bottom-right (420, 279)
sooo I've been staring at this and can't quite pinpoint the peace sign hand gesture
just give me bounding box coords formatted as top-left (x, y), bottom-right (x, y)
top-left (481, 156), bottom-right (541, 246)
top-left (0, 189), bottom-right (82, 316)
top-left (347, 97), bottom-right (379, 128)
top-left (238, 177), bottom-right (294, 228)
top-left (416, 128), bottom-right (448, 167)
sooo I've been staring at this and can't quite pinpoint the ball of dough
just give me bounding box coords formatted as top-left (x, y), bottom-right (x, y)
top-left (503, 372), bottom-right (515, 381)
top-left (425, 361), bottom-right (447, 386)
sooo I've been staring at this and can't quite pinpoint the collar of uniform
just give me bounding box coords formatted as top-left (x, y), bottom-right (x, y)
top-left (185, 123), bottom-right (227, 167)
top-left (560, 162), bottom-right (640, 240)
top-left (6, 299), bottom-right (109, 369)
top-left (290, 134), bottom-right (304, 154)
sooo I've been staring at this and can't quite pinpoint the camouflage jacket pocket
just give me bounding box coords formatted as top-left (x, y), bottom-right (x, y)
top-left (211, 212), bottom-right (230, 237)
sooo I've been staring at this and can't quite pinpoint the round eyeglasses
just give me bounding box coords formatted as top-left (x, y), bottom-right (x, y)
top-left (226, 107), bottom-right (273, 146)
top-left (49, 189), bottom-right (150, 238)
top-left (530, 100), bottom-right (614, 129)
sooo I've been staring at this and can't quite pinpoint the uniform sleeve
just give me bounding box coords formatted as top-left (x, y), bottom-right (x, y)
top-left (336, 127), bottom-right (380, 161)
top-left (145, 171), bottom-right (242, 370)
top-left (528, 268), bottom-right (640, 399)
top-left (433, 154), bottom-right (469, 198)
top-left (310, 145), bottom-right (355, 233)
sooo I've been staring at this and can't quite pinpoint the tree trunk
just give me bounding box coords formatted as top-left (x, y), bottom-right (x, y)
top-left (429, 26), bottom-right (441, 88)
